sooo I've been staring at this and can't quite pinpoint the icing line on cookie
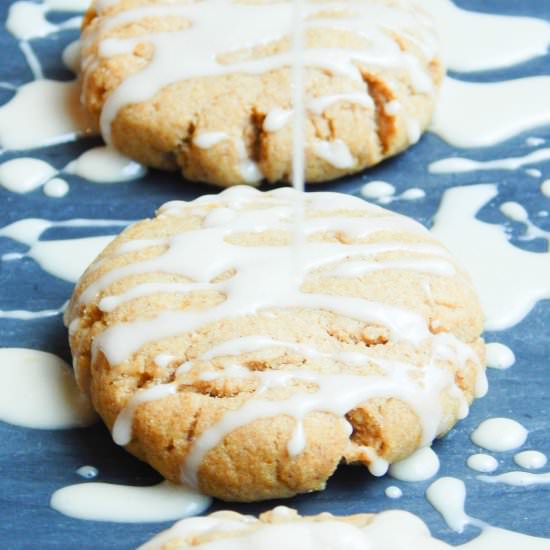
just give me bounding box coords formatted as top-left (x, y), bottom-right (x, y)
top-left (81, 0), bottom-right (437, 143)
top-left (68, 187), bottom-right (483, 487)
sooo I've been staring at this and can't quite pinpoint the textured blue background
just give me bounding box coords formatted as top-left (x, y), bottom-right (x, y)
top-left (0, 1), bottom-right (549, 548)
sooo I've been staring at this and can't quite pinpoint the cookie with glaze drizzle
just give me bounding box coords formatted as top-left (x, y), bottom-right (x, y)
top-left (80, 0), bottom-right (443, 186)
top-left (65, 187), bottom-right (485, 502)
top-left (138, 506), bottom-right (451, 549)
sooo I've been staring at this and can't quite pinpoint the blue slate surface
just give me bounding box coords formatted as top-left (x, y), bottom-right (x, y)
top-left (0, 1), bottom-right (549, 548)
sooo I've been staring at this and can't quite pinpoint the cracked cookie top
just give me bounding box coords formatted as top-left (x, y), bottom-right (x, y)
top-left (80, 0), bottom-right (443, 186)
top-left (66, 187), bottom-right (484, 502)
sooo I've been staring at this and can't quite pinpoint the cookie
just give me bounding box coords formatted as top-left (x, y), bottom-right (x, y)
top-left (139, 506), bottom-right (451, 549)
top-left (65, 187), bottom-right (485, 502)
top-left (80, 0), bottom-right (443, 187)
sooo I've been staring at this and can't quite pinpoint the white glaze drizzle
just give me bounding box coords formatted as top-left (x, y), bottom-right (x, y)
top-left (81, 189), bottom-right (474, 360)
top-left (500, 202), bottom-right (530, 224)
top-left (466, 454), bottom-right (498, 474)
top-left (313, 139), bottom-right (356, 169)
top-left (193, 132), bottom-right (228, 150)
top-left (3, 3), bottom-right (548, 544)
top-left (111, 328), bottom-right (473, 484)
top-left (63, 40), bottom-right (82, 74)
top-left (6, 0), bottom-right (83, 41)
top-left (65, 146), bottom-right (147, 183)
top-left (431, 184), bottom-right (550, 330)
top-left (360, 181), bottom-right (395, 200)
top-left (262, 93), bottom-right (375, 133)
top-left (384, 100), bottom-right (401, 116)
top-left (155, 353), bottom-right (176, 369)
top-left (98, 282), bottom-right (212, 313)
top-left (406, 117), bottom-right (422, 144)
top-left (45, 0), bottom-right (90, 9)
top-left (388, 447), bottom-right (440, 482)
top-left (514, 450), bottom-right (547, 470)
top-left (2, 2), bottom-right (548, 544)
top-left (0, 79), bottom-right (96, 150)
top-left (429, 148), bottom-right (550, 175)
top-left (499, 201), bottom-right (550, 243)
top-left (431, 77), bottom-right (550, 148)
top-left (0, 304), bottom-right (65, 320)
top-left (19, 40), bottom-right (43, 80)
top-left (327, 256), bottom-right (455, 279)
top-left (0, 148), bottom-right (143, 193)
top-left (308, 93), bottom-right (374, 115)
top-left (83, 190), bottom-right (445, 362)
top-left (43, 178), bottom-right (70, 198)
top-left (400, 188), bottom-right (426, 201)
top-left (485, 343), bottom-right (515, 370)
top-left (263, 109), bottom-right (293, 133)
top-left (427, 476), bottom-right (550, 548)
top-left (139, 508), bottom-right (450, 550)
top-left (459, 527), bottom-right (550, 549)
top-left (360, 182), bottom-right (426, 205)
top-left (470, 418), bottom-right (528, 453)
top-left (76, 187), bottom-right (482, 488)
top-left (81, 0), bottom-right (437, 143)
top-left (0, 158), bottom-right (57, 194)
top-left (290, 0), bottom-right (306, 284)
top-left (478, 471), bottom-right (550, 487)
top-left (180, 355), bottom-right (459, 486)
top-left (0, 217), bottom-right (129, 283)
top-left (426, 477), bottom-right (470, 533)
top-left (385, 486), bottom-right (403, 499)
top-left (235, 139), bottom-right (263, 184)
top-left (380, 187), bottom-right (427, 205)
top-left (525, 169), bottom-right (542, 178)
top-left (541, 180), bottom-right (550, 198)
top-left (50, 480), bottom-right (211, 523)
top-left (527, 137), bottom-right (546, 147)
top-left (422, 0), bottom-right (550, 72)
top-left (0, 348), bottom-right (96, 429)
top-left (76, 465), bottom-right (98, 479)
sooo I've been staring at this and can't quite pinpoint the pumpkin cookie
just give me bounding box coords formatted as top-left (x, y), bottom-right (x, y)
top-left (66, 187), bottom-right (484, 502)
top-left (80, 0), bottom-right (443, 186)
top-left (139, 506), bottom-right (451, 549)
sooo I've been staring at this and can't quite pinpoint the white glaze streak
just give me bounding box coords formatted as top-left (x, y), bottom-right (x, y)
top-left (423, 0), bottom-right (550, 72)
top-left (429, 148), bottom-right (550, 174)
top-left (65, 146), bottom-right (147, 183)
top-left (0, 217), bottom-right (129, 283)
top-left (478, 471), bottom-right (550, 487)
top-left (514, 451), bottom-right (547, 470)
top-left (431, 184), bottom-right (550, 330)
top-left (78, 188), bottom-right (482, 489)
top-left (431, 77), bottom-right (550, 148)
top-left (83, 1), bottom-right (437, 143)
top-left (139, 509), bottom-right (450, 550)
top-left (389, 447), bottom-right (440, 482)
top-left (50, 480), bottom-right (211, 523)
top-left (0, 79), bottom-right (96, 150)
top-left (471, 418), bottom-right (528, 452)
top-left (467, 454), bottom-right (498, 474)
top-left (0, 348), bottom-right (96, 429)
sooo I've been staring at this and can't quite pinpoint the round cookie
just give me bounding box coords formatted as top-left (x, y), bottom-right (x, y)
top-left (139, 506), bottom-right (451, 549)
top-left (65, 187), bottom-right (485, 502)
top-left (80, 0), bottom-right (443, 187)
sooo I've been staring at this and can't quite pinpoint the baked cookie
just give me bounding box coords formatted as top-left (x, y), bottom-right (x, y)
top-left (139, 506), bottom-right (451, 549)
top-left (65, 187), bottom-right (485, 502)
top-left (80, 0), bottom-right (443, 187)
